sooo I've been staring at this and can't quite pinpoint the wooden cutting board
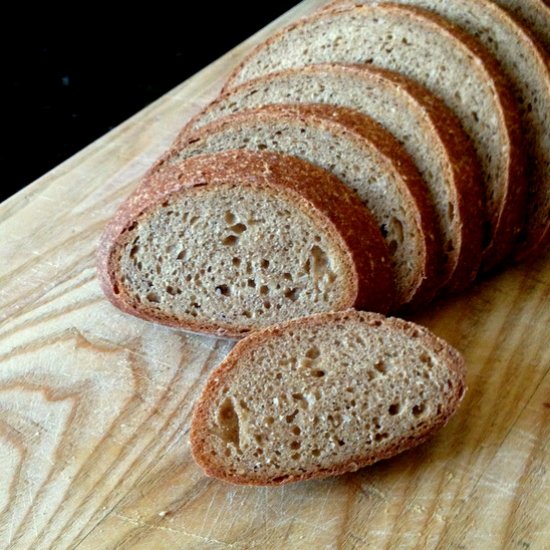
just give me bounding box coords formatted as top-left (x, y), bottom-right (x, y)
top-left (1, 1), bottom-right (549, 547)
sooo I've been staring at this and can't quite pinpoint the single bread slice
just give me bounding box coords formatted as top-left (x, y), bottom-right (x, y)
top-left (190, 309), bottom-right (466, 486)
top-left (97, 150), bottom-right (394, 338)
top-left (183, 64), bottom-right (484, 292)
top-left (327, 0), bottom-right (550, 263)
top-left (171, 103), bottom-right (442, 309)
top-left (225, 3), bottom-right (526, 271)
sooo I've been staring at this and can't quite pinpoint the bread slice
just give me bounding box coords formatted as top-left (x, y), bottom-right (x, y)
top-left (171, 103), bottom-right (442, 309)
top-left (492, 0), bottom-right (550, 53)
top-left (326, 1), bottom-right (550, 264)
top-left (190, 309), bottom-right (466, 486)
top-left (224, 3), bottom-right (526, 271)
top-left (97, 150), bottom-right (394, 338)
top-left (183, 64), bottom-right (484, 293)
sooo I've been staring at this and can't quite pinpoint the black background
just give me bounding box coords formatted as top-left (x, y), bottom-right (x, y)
top-left (0, 4), bottom-right (299, 202)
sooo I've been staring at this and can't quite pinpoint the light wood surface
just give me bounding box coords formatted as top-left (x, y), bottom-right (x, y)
top-left (1, 1), bottom-right (549, 548)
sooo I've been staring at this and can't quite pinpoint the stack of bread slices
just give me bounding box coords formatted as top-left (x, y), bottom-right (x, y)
top-left (97, 0), bottom-right (549, 485)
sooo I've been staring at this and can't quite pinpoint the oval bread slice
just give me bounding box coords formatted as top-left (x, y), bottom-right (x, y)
top-left (184, 64), bottom-right (484, 292)
top-left (190, 309), bottom-right (466, 486)
top-left (172, 103), bottom-right (442, 309)
top-left (97, 150), bottom-right (394, 338)
top-left (225, 3), bottom-right (526, 271)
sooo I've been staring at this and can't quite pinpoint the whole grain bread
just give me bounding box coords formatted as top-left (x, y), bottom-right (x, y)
top-left (224, 3), bottom-right (526, 271)
top-left (327, 0), bottom-right (550, 262)
top-left (190, 309), bottom-right (466, 486)
top-left (183, 64), bottom-right (484, 292)
top-left (170, 103), bottom-right (442, 309)
top-left (97, 150), bottom-right (394, 338)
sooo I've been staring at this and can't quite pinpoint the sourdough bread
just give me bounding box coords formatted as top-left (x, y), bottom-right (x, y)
top-left (171, 103), bottom-right (442, 309)
top-left (190, 309), bottom-right (466, 486)
top-left (328, 0), bottom-right (550, 261)
top-left (97, 150), bottom-right (394, 338)
top-left (183, 64), bottom-right (484, 292)
top-left (224, 4), bottom-right (526, 271)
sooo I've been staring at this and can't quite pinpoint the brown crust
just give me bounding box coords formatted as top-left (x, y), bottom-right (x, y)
top-left (96, 150), bottom-right (394, 338)
top-left (222, 3), bottom-right (527, 272)
top-left (190, 309), bottom-right (467, 486)
top-left (185, 63), bottom-right (485, 293)
top-left (174, 103), bottom-right (442, 309)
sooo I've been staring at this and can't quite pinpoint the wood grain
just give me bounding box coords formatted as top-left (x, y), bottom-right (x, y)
top-left (0, 0), bottom-right (549, 548)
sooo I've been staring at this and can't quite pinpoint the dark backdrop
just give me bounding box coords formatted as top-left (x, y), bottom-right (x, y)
top-left (0, 4), bottom-right (299, 202)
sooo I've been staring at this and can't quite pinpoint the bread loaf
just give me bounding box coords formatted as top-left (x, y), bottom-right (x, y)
top-left (224, 3), bottom-right (526, 271)
top-left (184, 63), bottom-right (484, 292)
top-left (190, 309), bottom-right (466, 485)
top-left (327, 0), bottom-right (550, 261)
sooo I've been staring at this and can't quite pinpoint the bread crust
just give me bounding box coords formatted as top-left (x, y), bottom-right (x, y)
top-left (223, 3), bottom-right (527, 273)
top-left (97, 150), bottom-right (394, 338)
top-left (174, 103), bottom-right (442, 309)
top-left (190, 309), bottom-right (467, 486)
top-left (184, 63), bottom-right (485, 293)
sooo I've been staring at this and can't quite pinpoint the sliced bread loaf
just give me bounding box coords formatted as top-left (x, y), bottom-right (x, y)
top-left (224, 4), bottom-right (526, 271)
top-left (97, 150), bottom-right (394, 338)
top-left (327, 0), bottom-right (550, 262)
top-left (183, 63), bottom-right (484, 293)
top-left (171, 103), bottom-right (442, 309)
top-left (190, 309), bottom-right (466, 486)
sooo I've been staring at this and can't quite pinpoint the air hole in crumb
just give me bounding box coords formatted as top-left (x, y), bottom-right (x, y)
top-left (177, 250), bottom-right (186, 260)
top-left (283, 272), bottom-right (292, 280)
top-left (218, 398), bottom-right (240, 448)
top-left (247, 279), bottom-right (256, 288)
top-left (275, 373), bottom-right (282, 380)
top-left (291, 453), bottom-right (300, 461)
top-left (305, 347), bottom-right (320, 359)
top-left (419, 352), bottom-right (433, 367)
top-left (286, 410), bottom-right (298, 423)
top-left (312, 369), bottom-right (325, 378)
top-left (337, 439), bottom-right (345, 446)
top-left (222, 235), bottom-right (238, 246)
top-left (239, 399), bottom-right (249, 412)
top-left (261, 259), bottom-right (270, 269)
top-left (412, 403), bottom-right (426, 417)
top-left (312, 449), bottom-right (320, 457)
top-left (375, 432), bottom-right (389, 442)
top-left (215, 284), bottom-right (230, 296)
top-left (242, 310), bottom-right (252, 318)
top-left (229, 223), bottom-right (247, 234)
top-left (290, 441), bottom-right (301, 450)
top-left (284, 288), bottom-right (299, 301)
top-left (166, 285), bottom-right (177, 296)
top-left (374, 361), bottom-right (387, 374)
top-left (146, 292), bottom-right (160, 303)
top-left (388, 403), bottom-right (400, 415)
top-left (232, 257), bottom-right (241, 267)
